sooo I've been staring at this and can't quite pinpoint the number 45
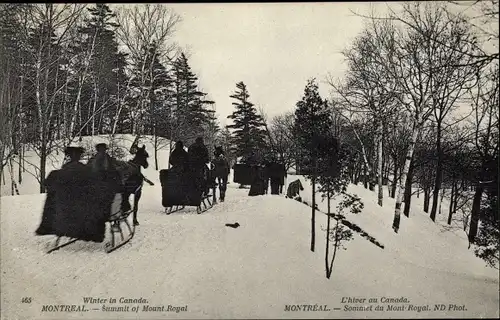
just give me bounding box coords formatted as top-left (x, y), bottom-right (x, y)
top-left (21, 297), bottom-right (32, 303)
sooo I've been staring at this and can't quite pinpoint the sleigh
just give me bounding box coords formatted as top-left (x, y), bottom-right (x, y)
top-left (36, 166), bottom-right (135, 254)
top-left (160, 167), bottom-right (217, 215)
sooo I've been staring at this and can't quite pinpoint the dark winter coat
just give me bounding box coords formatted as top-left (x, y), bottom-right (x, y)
top-left (188, 142), bottom-right (209, 170)
top-left (213, 154), bottom-right (230, 177)
top-left (61, 161), bottom-right (87, 171)
top-left (249, 166), bottom-right (266, 196)
top-left (170, 147), bottom-right (189, 171)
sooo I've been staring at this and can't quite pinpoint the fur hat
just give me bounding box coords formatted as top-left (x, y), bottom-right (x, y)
top-left (64, 146), bottom-right (84, 157)
top-left (95, 143), bottom-right (108, 151)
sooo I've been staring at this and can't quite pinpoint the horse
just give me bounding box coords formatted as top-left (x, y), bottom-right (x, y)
top-left (115, 145), bottom-right (153, 226)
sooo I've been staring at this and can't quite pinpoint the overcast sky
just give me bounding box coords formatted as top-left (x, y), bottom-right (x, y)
top-left (167, 2), bottom-right (384, 127)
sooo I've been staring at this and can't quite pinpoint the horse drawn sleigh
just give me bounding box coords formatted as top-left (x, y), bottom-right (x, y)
top-left (35, 142), bottom-right (151, 254)
top-left (159, 142), bottom-right (229, 215)
top-left (159, 165), bottom-right (217, 215)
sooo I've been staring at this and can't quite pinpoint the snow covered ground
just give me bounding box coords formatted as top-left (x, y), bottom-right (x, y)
top-left (1, 135), bottom-right (499, 319)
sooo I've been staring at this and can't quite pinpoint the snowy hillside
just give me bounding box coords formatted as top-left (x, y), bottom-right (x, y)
top-left (0, 135), bottom-right (498, 319)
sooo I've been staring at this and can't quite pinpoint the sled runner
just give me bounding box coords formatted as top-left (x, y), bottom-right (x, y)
top-left (36, 166), bottom-right (136, 254)
top-left (47, 206), bottom-right (135, 254)
top-left (160, 166), bottom-right (217, 215)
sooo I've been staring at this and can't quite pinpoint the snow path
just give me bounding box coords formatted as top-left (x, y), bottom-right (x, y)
top-left (1, 178), bottom-right (498, 319)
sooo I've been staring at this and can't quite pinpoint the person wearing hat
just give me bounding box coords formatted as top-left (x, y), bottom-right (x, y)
top-left (87, 143), bottom-right (118, 178)
top-left (169, 140), bottom-right (189, 172)
top-left (62, 146), bottom-right (86, 170)
top-left (213, 146), bottom-right (230, 201)
top-left (188, 137), bottom-right (210, 194)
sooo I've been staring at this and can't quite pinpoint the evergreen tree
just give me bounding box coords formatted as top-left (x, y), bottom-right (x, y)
top-left (294, 78), bottom-right (333, 252)
top-left (226, 81), bottom-right (267, 162)
top-left (171, 53), bottom-right (215, 146)
top-left (68, 3), bottom-right (127, 136)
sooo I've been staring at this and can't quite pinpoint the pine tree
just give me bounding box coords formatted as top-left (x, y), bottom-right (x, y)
top-left (226, 81), bottom-right (267, 163)
top-left (171, 53), bottom-right (214, 146)
top-left (294, 78), bottom-right (333, 252)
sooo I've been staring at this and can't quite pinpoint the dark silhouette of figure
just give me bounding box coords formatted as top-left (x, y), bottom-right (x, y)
top-left (170, 140), bottom-right (189, 172)
top-left (188, 137), bottom-right (210, 195)
top-left (213, 146), bottom-right (230, 201)
top-left (62, 146), bottom-right (86, 170)
top-left (248, 164), bottom-right (266, 196)
top-left (87, 143), bottom-right (118, 181)
top-left (286, 179), bottom-right (304, 199)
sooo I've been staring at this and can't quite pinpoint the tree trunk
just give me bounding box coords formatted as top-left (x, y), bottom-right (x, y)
top-left (424, 188), bottom-right (431, 213)
top-left (352, 126), bottom-right (373, 187)
top-left (439, 187), bottom-right (445, 215)
top-left (377, 122), bottom-right (383, 206)
top-left (154, 127), bottom-right (159, 171)
top-left (9, 158), bottom-right (19, 196)
top-left (363, 164), bottom-right (368, 189)
top-left (18, 151), bottom-right (22, 184)
top-left (91, 82), bottom-right (98, 136)
top-left (311, 159), bottom-right (317, 252)
top-left (39, 141), bottom-right (47, 193)
top-left (392, 122), bottom-right (420, 233)
top-left (447, 177), bottom-right (456, 225)
top-left (18, 74), bottom-right (24, 184)
top-left (430, 123), bottom-right (443, 221)
top-left (403, 159), bottom-right (415, 217)
top-left (468, 184), bottom-right (483, 244)
top-left (390, 155), bottom-right (398, 198)
top-left (329, 219), bottom-right (340, 279)
top-left (69, 75), bottom-right (84, 137)
top-left (454, 178), bottom-right (463, 213)
top-left (325, 189), bottom-right (331, 278)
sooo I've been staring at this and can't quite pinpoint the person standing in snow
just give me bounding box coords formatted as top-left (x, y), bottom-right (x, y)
top-left (188, 137), bottom-right (210, 195)
top-left (213, 146), bottom-right (230, 201)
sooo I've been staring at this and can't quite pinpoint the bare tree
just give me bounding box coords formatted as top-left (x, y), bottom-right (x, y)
top-left (361, 6), bottom-right (445, 232)
top-left (328, 25), bottom-right (399, 207)
top-left (467, 62), bottom-right (499, 244)
top-left (269, 112), bottom-right (297, 170)
top-left (115, 4), bottom-right (181, 135)
top-left (368, 1), bottom-right (499, 68)
top-left (15, 4), bottom-right (87, 192)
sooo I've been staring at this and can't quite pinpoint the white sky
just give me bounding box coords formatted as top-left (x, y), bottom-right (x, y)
top-left (167, 2), bottom-right (385, 127)
top-left (110, 2), bottom-right (494, 127)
